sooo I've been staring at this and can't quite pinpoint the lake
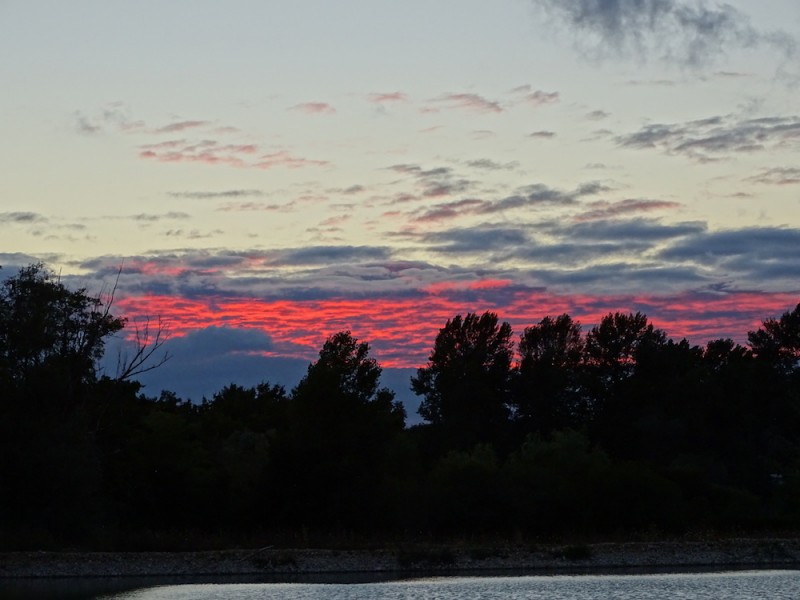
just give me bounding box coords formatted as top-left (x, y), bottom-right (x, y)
top-left (3, 570), bottom-right (799, 600)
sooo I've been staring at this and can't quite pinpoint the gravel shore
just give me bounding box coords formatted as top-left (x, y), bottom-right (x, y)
top-left (2, 539), bottom-right (799, 578)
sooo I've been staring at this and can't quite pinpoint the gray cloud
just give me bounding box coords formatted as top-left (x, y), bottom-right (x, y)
top-left (408, 199), bottom-right (487, 222)
top-left (169, 189), bottom-right (266, 199)
top-left (410, 181), bottom-right (609, 222)
top-left (527, 262), bottom-right (710, 291)
top-left (267, 245), bottom-right (393, 267)
top-left (63, 219), bottom-right (800, 312)
top-left (425, 226), bottom-right (530, 253)
top-left (164, 228), bottom-right (224, 239)
top-left (586, 110), bottom-right (610, 121)
top-left (0, 253), bottom-right (53, 275)
top-left (465, 159), bottom-right (520, 171)
top-left (559, 218), bottom-right (706, 241)
top-left (575, 198), bottom-right (683, 220)
top-left (431, 93), bottom-right (503, 113)
top-left (506, 239), bottom-right (652, 266)
top-left (617, 114), bottom-right (800, 162)
top-left (217, 202), bottom-right (285, 212)
top-left (75, 114), bottom-right (102, 134)
top-left (529, 130), bottom-right (556, 138)
top-left (493, 181), bottom-right (609, 211)
top-left (534, 0), bottom-right (796, 67)
top-left (132, 212), bottom-right (191, 222)
top-left (388, 164), bottom-right (474, 198)
top-left (658, 227), bottom-right (800, 287)
top-left (342, 185), bottom-right (366, 195)
top-left (74, 103), bottom-right (141, 135)
top-left (660, 227), bottom-right (800, 262)
top-left (745, 167), bottom-right (800, 186)
top-left (525, 90), bottom-right (560, 106)
top-left (0, 212), bottom-right (47, 224)
top-left (624, 78), bottom-right (677, 86)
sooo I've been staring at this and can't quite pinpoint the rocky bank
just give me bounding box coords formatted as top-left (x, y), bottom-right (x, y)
top-left (1, 538), bottom-right (799, 578)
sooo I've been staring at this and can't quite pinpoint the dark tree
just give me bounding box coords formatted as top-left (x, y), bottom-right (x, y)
top-left (0, 263), bottom-right (125, 409)
top-left (292, 331), bottom-right (396, 407)
top-left (583, 312), bottom-right (667, 456)
top-left (514, 314), bottom-right (585, 435)
top-left (748, 302), bottom-right (800, 374)
top-left (746, 303), bottom-right (800, 484)
top-left (0, 263), bottom-right (174, 547)
top-left (703, 338), bottom-right (752, 371)
top-left (0, 265), bottom-right (126, 545)
top-left (412, 312), bottom-right (514, 450)
top-left (585, 311), bottom-right (667, 377)
top-left (280, 331), bottom-right (406, 529)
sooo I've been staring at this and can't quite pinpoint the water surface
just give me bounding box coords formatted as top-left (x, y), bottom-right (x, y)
top-left (110, 571), bottom-right (798, 600)
top-left (3, 570), bottom-right (799, 599)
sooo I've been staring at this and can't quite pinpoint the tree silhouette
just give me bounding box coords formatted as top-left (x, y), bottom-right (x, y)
top-left (515, 314), bottom-right (585, 435)
top-left (583, 312), bottom-right (667, 457)
top-left (748, 302), bottom-right (800, 374)
top-left (412, 312), bottom-right (514, 450)
top-left (585, 311), bottom-right (667, 376)
top-left (281, 331), bottom-right (406, 529)
top-left (0, 263), bottom-right (125, 409)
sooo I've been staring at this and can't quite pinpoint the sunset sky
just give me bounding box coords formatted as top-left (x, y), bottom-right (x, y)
top-left (2, 1), bottom-right (799, 413)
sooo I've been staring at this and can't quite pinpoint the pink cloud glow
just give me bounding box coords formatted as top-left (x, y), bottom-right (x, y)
top-left (369, 92), bottom-right (410, 103)
top-left (155, 120), bottom-right (210, 133)
top-left (115, 289), bottom-right (799, 368)
top-left (289, 102), bottom-right (337, 114)
top-left (139, 140), bottom-right (327, 170)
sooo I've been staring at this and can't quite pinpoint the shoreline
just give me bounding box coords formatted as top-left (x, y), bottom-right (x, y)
top-left (1, 538), bottom-right (799, 579)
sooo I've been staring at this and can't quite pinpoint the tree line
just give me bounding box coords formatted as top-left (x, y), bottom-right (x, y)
top-left (1, 263), bottom-right (799, 549)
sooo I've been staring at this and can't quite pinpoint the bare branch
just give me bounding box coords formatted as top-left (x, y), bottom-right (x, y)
top-left (96, 261), bottom-right (171, 381)
top-left (115, 315), bottom-right (171, 381)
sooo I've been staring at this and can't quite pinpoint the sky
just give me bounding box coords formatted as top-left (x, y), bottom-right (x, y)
top-left (2, 1), bottom-right (799, 415)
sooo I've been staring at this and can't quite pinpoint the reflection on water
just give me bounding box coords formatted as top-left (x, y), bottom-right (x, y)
top-left (3, 570), bottom-right (799, 600)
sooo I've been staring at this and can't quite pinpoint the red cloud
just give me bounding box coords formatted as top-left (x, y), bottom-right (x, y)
top-left (289, 102), bottom-right (336, 114)
top-left (115, 289), bottom-right (799, 369)
top-left (139, 140), bottom-right (327, 170)
top-left (424, 279), bottom-right (513, 294)
top-left (155, 120), bottom-right (210, 133)
top-left (368, 92), bottom-right (409, 103)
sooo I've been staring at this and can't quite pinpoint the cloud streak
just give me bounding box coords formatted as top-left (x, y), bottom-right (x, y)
top-left (168, 190), bottom-right (266, 199)
top-left (289, 102), bottom-right (337, 115)
top-left (431, 93), bottom-right (504, 114)
top-left (368, 92), bottom-right (410, 104)
top-left (617, 114), bottom-right (800, 162)
top-left (575, 198), bottom-right (683, 221)
top-left (746, 167), bottom-right (800, 186)
top-left (0, 212), bottom-right (47, 224)
top-left (139, 140), bottom-right (328, 169)
top-left (155, 120), bottom-right (210, 133)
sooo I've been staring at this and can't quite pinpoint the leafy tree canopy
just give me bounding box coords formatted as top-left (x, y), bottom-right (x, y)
top-left (748, 302), bottom-right (800, 373)
top-left (0, 264), bottom-right (125, 404)
top-left (412, 312), bottom-right (513, 449)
